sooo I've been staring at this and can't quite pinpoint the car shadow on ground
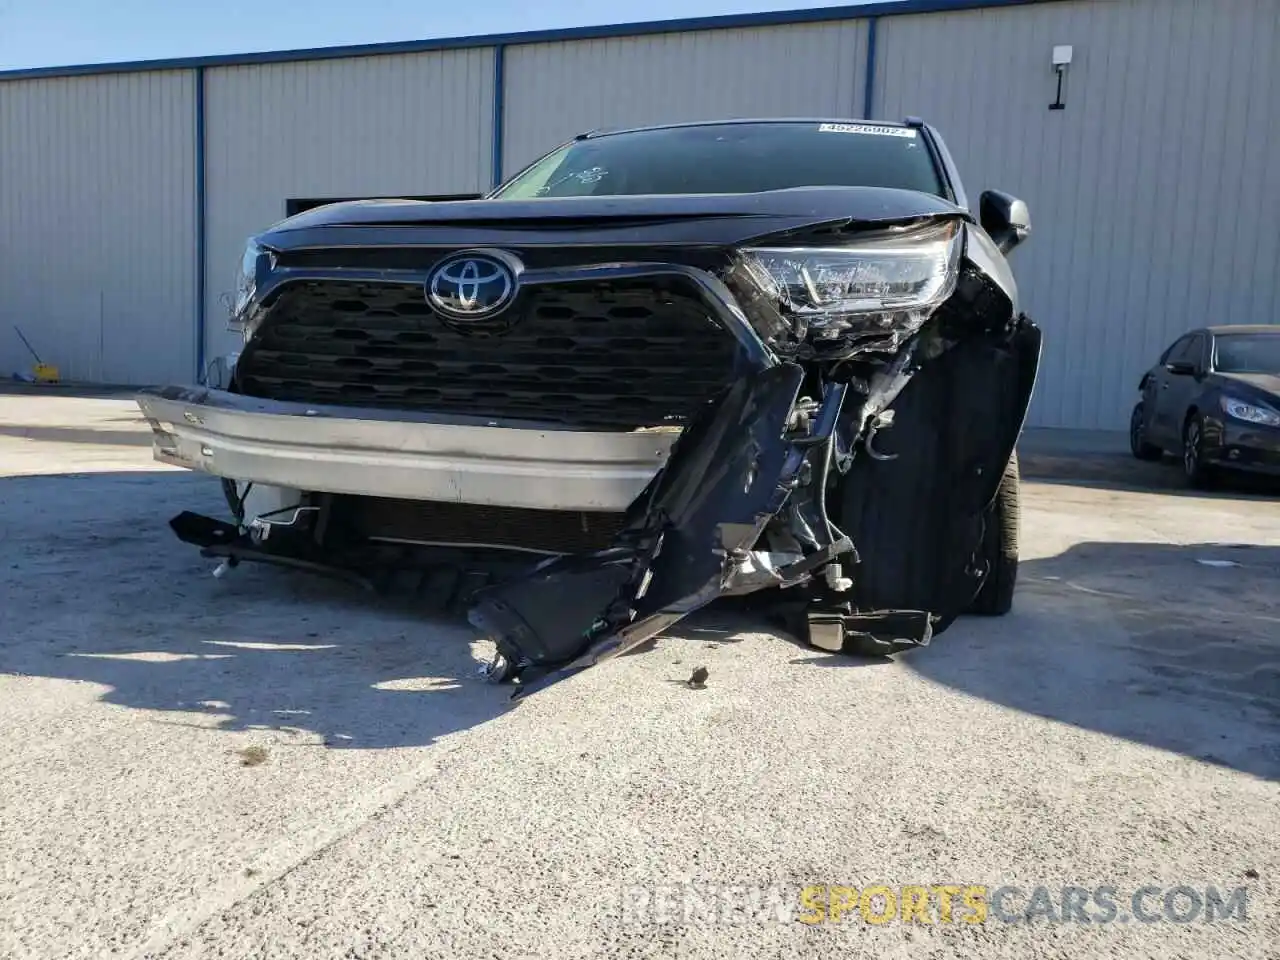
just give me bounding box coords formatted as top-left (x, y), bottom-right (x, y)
top-left (0, 424), bottom-right (154, 446)
top-left (1, 579), bottom-right (518, 752)
top-left (905, 540), bottom-right (1280, 781)
top-left (1020, 450), bottom-right (1280, 500)
top-left (2, 471), bottom-right (1278, 774)
top-left (0, 382), bottom-right (140, 399)
top-left (0, 471), bottom-right (518, 751)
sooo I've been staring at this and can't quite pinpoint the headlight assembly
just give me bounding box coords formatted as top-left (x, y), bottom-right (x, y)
top-left (1221, 396), bottom-right (1280, 427)
top-left (741, 220), bottom-right (963, 343)
top-left (231, 240), bottom-right (276, 324)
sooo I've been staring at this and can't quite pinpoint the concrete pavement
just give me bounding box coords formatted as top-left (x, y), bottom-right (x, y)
top-left (0, 394), bottom-right (1276, 959)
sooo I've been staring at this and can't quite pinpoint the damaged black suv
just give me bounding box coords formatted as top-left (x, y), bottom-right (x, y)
top-left (138, 118), bottom-right (1041, 697)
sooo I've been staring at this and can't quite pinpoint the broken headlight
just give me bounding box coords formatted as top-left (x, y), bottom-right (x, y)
top-left (230, 240), bottom-right (276, 329)
top-left (742, 220), bottom-right (962, 342)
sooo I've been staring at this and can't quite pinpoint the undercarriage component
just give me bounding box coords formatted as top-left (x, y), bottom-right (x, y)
top-left (799, 608), bottom-right (934, 656)
top-left (169, 511), bottom-right (377, 592)
top-left (863, 411), bottom-right (898, 461)
top-left (329, 496), bottom-right (625, 556)
top-left (169, 509), bottom-right (547, 611)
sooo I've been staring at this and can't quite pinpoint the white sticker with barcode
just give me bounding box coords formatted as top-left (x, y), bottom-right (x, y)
top-left (818, 122), bottom-right (917, 138)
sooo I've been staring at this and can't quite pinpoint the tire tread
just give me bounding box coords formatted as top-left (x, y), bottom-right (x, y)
top-left (967, 450), bottom-right (1019, 616)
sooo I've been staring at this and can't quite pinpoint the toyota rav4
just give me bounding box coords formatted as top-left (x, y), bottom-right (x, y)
top-left (137, 118), bottom-right (1042, 697)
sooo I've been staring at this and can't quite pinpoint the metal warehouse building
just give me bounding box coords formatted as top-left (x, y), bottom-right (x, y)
top-left (1, 0), bottom-right (1276, 429)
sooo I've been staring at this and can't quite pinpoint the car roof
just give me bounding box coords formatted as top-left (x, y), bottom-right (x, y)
top-left (579, 118), bottom-right (918, 140)
top-left (1205, 325), bottom-right (1280, 335)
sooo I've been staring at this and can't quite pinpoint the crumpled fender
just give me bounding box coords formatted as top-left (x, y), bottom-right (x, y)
top-left (833, 315), bottom-right (1042, 626)
top-left (467, 362), bottom-right (852, 697)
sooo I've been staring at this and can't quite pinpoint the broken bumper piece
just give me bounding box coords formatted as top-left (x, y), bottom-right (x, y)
top-left (803, 609), bottom-right (934, 656)
top-left (135, 385), bottom-right (675, 512)
top-left (467, 362), bottom-right (865, 698)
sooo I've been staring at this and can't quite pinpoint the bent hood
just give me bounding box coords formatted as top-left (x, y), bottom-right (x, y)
top-left (258, 187), bottom-right (969, 251)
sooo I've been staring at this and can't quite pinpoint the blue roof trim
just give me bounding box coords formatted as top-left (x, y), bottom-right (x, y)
top-left (491, 45), bottom-right (507, 188)
top-left (194, 67), bottom-right (207, 381)
top-left (0, 0), bottom-right (1063, 81)
top-left (862, 16), bottom-right (879, 119)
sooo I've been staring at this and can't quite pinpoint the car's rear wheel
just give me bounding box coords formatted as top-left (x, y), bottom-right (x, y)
top-left (1129, 403), bottom-right (1163, 461)
top-left (967, 450), bottom-right (1020, 616)
top-left (1182, 415), bottom-right (1215, 489)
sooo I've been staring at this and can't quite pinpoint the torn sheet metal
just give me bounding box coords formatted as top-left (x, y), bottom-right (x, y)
top-left (467, 362), bottom-right (854, 698)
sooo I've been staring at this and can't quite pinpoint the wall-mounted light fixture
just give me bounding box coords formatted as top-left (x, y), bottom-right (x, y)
top-left (1050, 45), bottom-right (1073, 111)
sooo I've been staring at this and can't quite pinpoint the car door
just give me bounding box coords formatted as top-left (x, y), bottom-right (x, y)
top-left (1149, 335), bottom-right (1193, 443)
top-left (1155, 333), bottom-right (1205, 441)
top-left (1139, 345), bottom-right (1170, 436)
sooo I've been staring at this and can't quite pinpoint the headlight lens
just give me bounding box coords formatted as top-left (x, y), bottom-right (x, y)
top-left (1221, 396), bottom-right (1280, 427)
top-left (741, 220), bottom-right (962, 341)
top-left (232, 240), bottom-right (274, 321)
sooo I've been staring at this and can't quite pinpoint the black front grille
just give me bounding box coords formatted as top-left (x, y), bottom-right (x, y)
top-left (236, 278), bottom-right (740, 429)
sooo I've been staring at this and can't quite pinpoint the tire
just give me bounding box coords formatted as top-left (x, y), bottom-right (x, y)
top-left (1129, 403), bottom-right (1163, 461)
top-left (1182, 415), bottom-right (1215, 489)
top-left (967, 450), bottom-right (1020, 616)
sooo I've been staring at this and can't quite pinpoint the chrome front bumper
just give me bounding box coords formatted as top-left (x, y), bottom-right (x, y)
top-left (135, 386), bottom-right (679, 511)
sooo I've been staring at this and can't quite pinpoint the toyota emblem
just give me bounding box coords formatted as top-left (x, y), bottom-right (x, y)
top-left (426, 251), bottom-right (519, 321)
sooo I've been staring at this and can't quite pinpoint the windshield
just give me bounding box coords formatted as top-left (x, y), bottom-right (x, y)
top-left (1212, 334), bottom-right (1280, 374)
top-left (493, 121), bottom-right (946, 200)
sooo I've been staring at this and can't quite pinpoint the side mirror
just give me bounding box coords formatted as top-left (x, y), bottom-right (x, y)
top-left (979, 189), bottom-right (1031, 255)
top-left (1165, 361), bottom-right (1197, 376)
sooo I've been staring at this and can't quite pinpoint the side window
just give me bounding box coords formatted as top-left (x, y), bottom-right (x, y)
top-left (1162, 336), bottom-right (1192, 365)
top-left (1178, 334), bottom-right (1205, 369)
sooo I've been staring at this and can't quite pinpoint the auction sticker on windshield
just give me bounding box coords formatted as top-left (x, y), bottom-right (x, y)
top-left (818, 122), bottom-right (917, 137)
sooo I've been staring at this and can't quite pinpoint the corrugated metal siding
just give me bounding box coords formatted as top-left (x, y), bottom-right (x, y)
top-left (875, 0), bottom-right (1280, 429)
top-left (503, 21), bottom-right (869, 175)
top-left (4, 0), bottom-right (1277, 426)
top-left (203, 49), bottom-right (494, 362)
top-left (0, 71), bottom-right (196, 383)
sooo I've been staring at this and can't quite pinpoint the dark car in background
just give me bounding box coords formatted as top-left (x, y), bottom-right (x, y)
top-left (1130, 325), bottom-right (1280, 487)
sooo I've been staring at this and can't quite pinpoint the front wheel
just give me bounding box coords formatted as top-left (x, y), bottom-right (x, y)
top-left (1129, 403), bottom-right (1163, 461)
top-left (1182, 416), bottom-right (1215, 489)
top-left (967, 451), bottom-right (1020, 616)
